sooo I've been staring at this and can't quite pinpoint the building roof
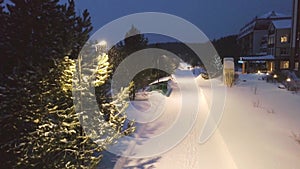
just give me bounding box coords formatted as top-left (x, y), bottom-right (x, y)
top-left (257, 11), bottom-right (290, 19)
top-left (240, 55), bottom-right (275, 61)
top-left (238, 11), bottom-right (291, 39)
top-left (272, 19), bottom-right (292, 29)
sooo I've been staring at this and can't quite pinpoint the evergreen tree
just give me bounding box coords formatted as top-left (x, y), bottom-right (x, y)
top-left (0, 54), bottom-right (135, 168)
top-left (109, 25), bottom-right (148, 71)
top-left (107, 25), bottom-right (149, 99)
top-left (0, 0), bottom-right (92, 74)
top-left (0, 0), bottom-right (135, 168)
top-left (212, 35), bottom-right (241, 59)
top-left (208, 54), bottom-right (223, 78)
top-left (0, 0), bottom-right (9, 76)
top-left (124, 25), bottom-right (148, 54)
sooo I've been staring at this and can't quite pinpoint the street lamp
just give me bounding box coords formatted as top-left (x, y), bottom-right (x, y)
top-left (273, 74), bottom-right (278, 83)
top-left (286, 78), bottom-right (291, 90)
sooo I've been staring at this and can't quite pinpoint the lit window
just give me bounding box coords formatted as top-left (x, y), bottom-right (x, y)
top-left (295, 62), bottom-right (299, 70)
top-left (280, 35), bottom-right (288, 43)
top-left (280, 61), bottom-right (289, 69)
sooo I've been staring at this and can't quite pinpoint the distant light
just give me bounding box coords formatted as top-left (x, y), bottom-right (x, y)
top-left (286, 78), bottom-right (291, 82)
top-left (280, 35), bottom-right (288, 43)
top-left (98, 40), bottom-right (107, 46)
top-left (266, 73), bottom-right (269, 75)
top-left (273, 74), bottom-right (278, 78)
top-left (95, 40), bottom-right (107, 52)
top-left (258, 70), bottom-right (261, 74)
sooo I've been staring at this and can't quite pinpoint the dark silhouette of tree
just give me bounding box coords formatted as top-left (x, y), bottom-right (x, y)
top-left (124, 25), bottom-right (148, 54)
top-left (212, 35), bottom-right (242, 60)
top-left (0, 0), bottom-right (134, 168)
top-left (109, 25), bottom-right (148, 71)
top-left (0, 0), bottom-right (92, 75)
top-left (151, 42), bottom-right (202, 67)
top-left (108, 26), bottom-right (150, 99)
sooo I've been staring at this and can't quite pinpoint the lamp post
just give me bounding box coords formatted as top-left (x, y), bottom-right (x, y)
top-left (273, 74), bottom-right (278, 83)
top-left (286, 77), bottom-right (291, 90)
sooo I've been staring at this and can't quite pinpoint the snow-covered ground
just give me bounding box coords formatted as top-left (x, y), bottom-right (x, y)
top-left (218, 73), bottom-right (300, 169)
top-left (106, 70), bottom-right (300, 169)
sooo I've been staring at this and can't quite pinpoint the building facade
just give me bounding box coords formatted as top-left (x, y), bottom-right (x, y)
top-left (268, 19), bottom-right (292, 70)
top-left (238, 11), bottom-right (291, 56)
top-left (238, 11), bottom-right (292, 73)
top-left (291, 0), bottom-right (300, 70)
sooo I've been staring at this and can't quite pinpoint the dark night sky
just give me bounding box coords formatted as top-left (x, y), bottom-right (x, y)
top-left (74, 0), bottom-right (293, 41)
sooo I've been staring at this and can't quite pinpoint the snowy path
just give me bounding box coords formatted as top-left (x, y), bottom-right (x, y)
top-left (143, 70), bottom-right (238, 169)
top-left (112, 69), bottom-right (237, 169)
top-left (111, 72), bottom-right (300, 169)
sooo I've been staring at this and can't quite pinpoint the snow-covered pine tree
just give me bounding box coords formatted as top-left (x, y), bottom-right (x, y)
top-left (207, 54), bottom-right (223, 78)
top-left (0, 53), bottom-right (135, 168)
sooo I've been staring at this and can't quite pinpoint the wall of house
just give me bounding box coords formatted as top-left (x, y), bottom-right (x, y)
top-left (275, 29), bottom-right (291, 59)
top-left (292, 0), bottom-right (300, 70)
top-left (238, 33), bottom-right (253, 55)
top-left (271, 29), bottom-right (291, 69)
top-left (296, 0), bottom-right (300, 68)
top-left (253, 30), bottom-right (268, 55)
top-left (267, 34), bottom-right (275, 55)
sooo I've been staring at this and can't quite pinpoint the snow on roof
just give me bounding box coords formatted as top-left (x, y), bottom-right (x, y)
top-left (238, 22), bottom-right (256, 39)
top-left (149, 76), bottom-right (171, 85)
top-left (272, 19), bottom-right (292, 29)
top-left (258, 11), bottom-right (290, 19)
top-left (238, 11), bottom-right (290, 39)
top-left (240, 55), bottom-right (275, 61)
